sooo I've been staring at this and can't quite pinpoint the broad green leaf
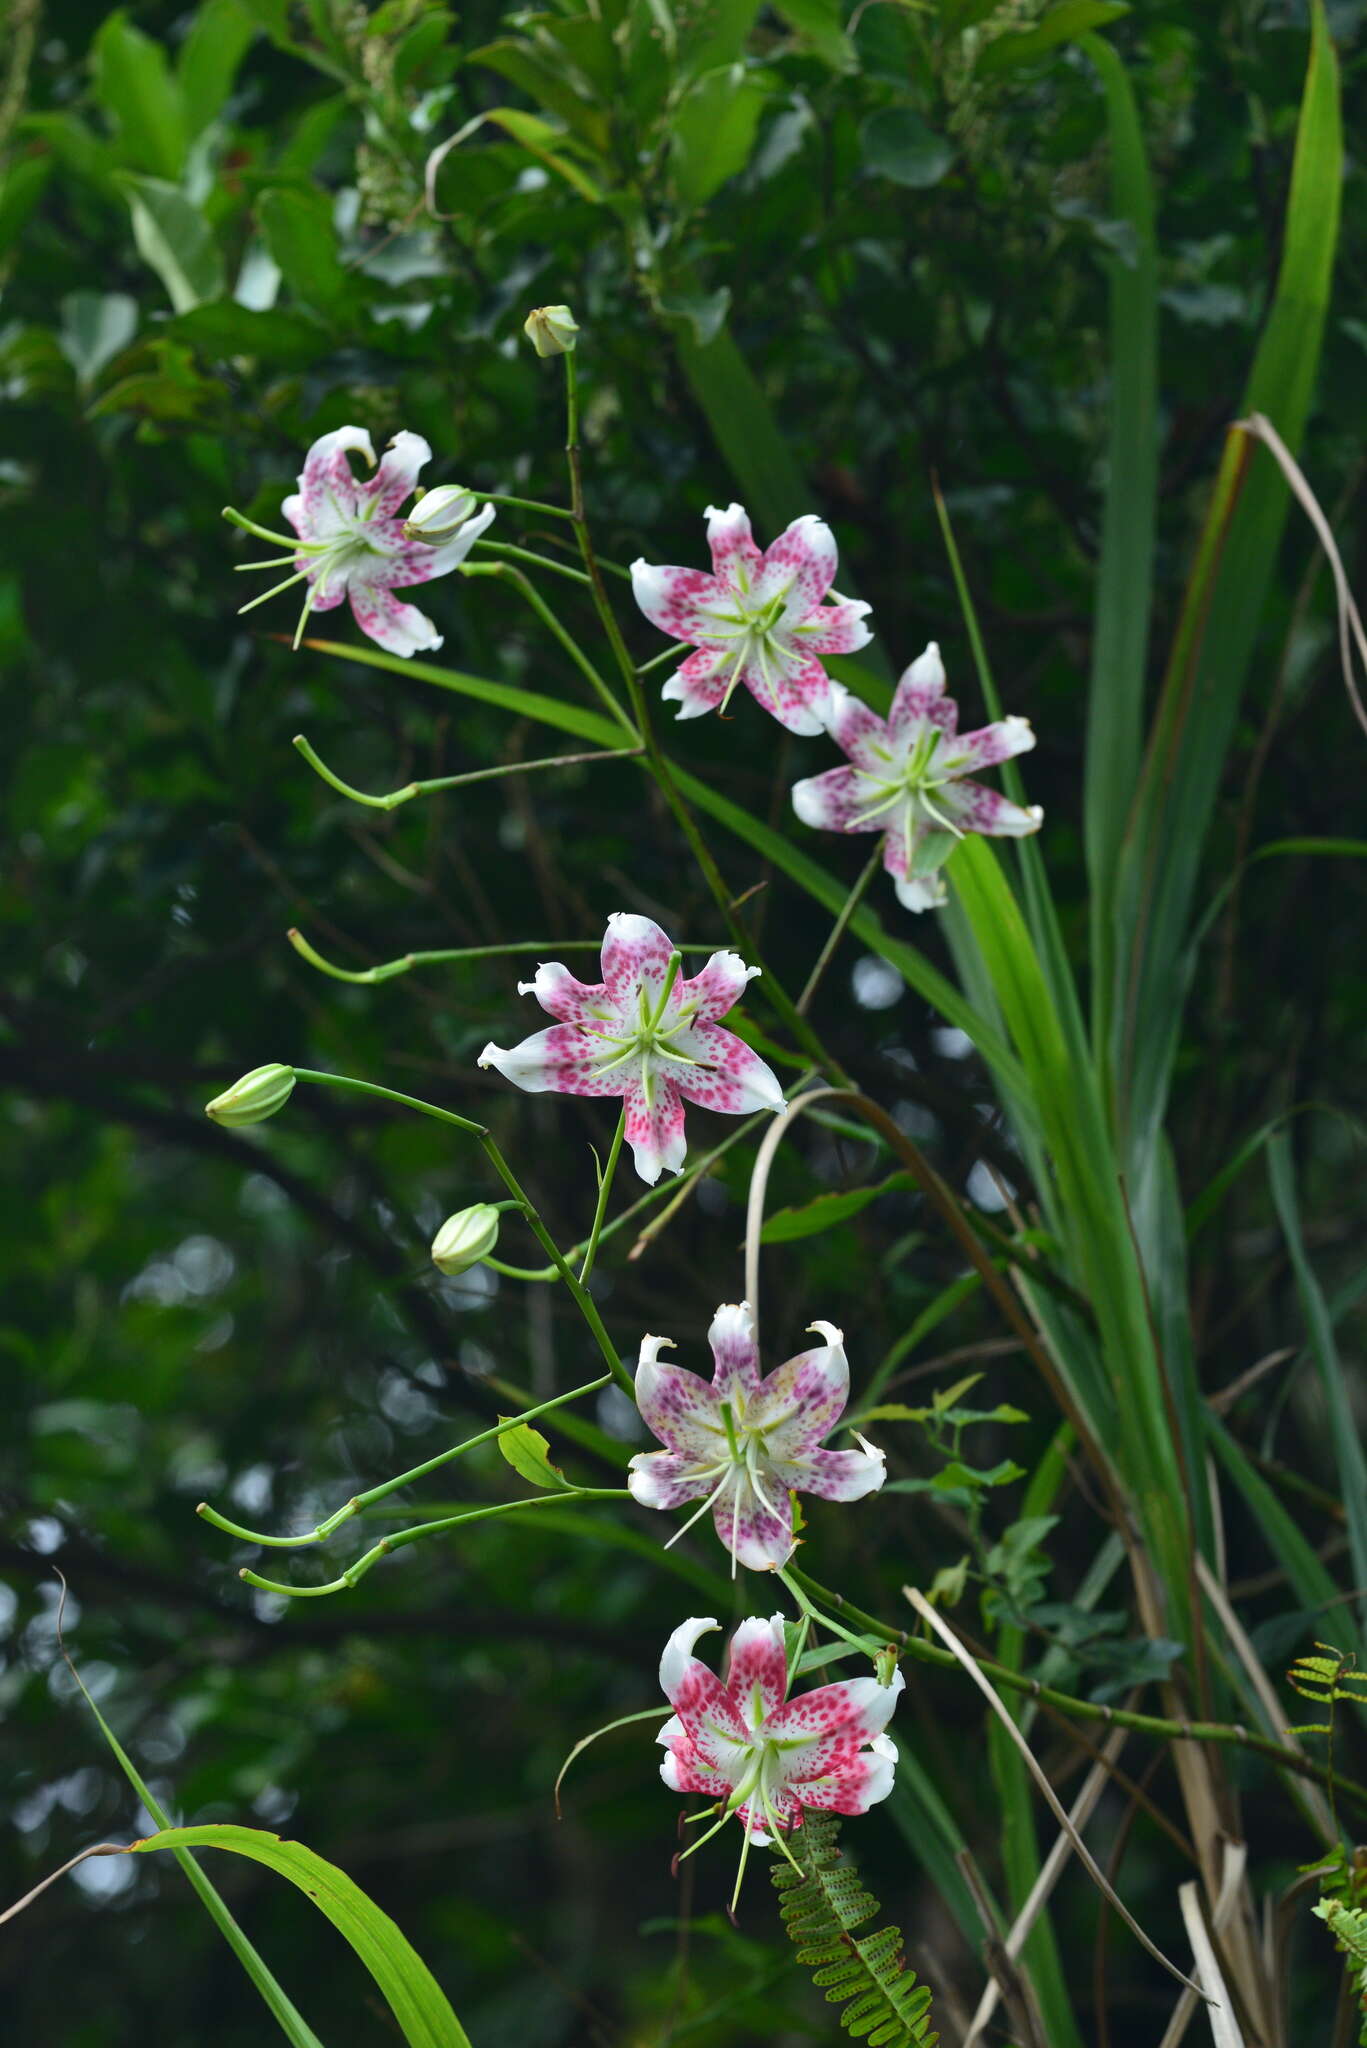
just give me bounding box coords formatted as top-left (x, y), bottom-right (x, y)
top-left (469, 41), bottom-right (611, 152)
top-left (167, 301), bottom-right (333, 368)
top-left (130, 1826), bottom-right (472, 2048)
top-left (772, 0), bottom-right (858, 72)
top-left (760, 1173), bottom-right (911, 1243)
top-left (975, 0), bottom-right (1129, 75)
top-left (677, 0), bottom-right (765, 75)
top-left (178, 0), bottom-right (260, 135)
top-left (671, 64), bottom-right (774, 207)
top-left (467, 107), bottom-right (605, 203)
top-left (496, 1418), bottom-right (570, 1490)
top-left (0, 156), bottom-right (55, 259)
top-left (257, 187), bottom-right (348, 317)
top-left (58, 290), bottom-right (138, 386)
top-left (91, 12), bottom-right (189, 179)
top-left (931, 1457), bottom-right (1025, 1490)
top-left (657, 285), bottom-right (732, 347)
top-left (860, 106), bottom-right (953, 187)
top-left (118, 174), bottom-right (225, 311)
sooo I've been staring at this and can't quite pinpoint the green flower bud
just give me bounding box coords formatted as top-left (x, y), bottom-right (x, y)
top-left (205, 1064), bottom-right (296, 1127)
top-left (523, 304), bottom-right (579, 358)
top-left (431, 1204), bottom-right (500, 1275)
top-left (402, 484), bottom-right (478, 545)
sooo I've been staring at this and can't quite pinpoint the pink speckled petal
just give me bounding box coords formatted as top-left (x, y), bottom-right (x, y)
top-left (785, 1738), bottom-right (898, 1816)
top-left (517, 960), bottom-right (614, 1026)
top-left (630, 559), bottom-right (725, 642)
top-left (292, 425), bottom-right (375, 536)
top-left (723, 1615), bottom-right (789, 1727)
top-left (755, 514), bottom-right (839, 620)
top-left (881, 813), bottom-right (953, 893)
top-left (791, 764), bottom-right (887, 836)
top-left (628, 1447), bottom-right (716, 1509)
top-left (941, 714), bottom-right (1036, 775)
top-left (297, 570), bottom-right (348, 613)
top-left (733, 1788), bottom-right (799, 1839)
top-left (938, 779), bottom-right (1044, 837)
top-left (659, 1726), bottom-right (733, 1799)
top-left (746, 1323), bottom-right (849, 1456)
top-left (634, 1346), bottom-right (726, 1461)
top-left (705, 1302), bottom-right (761, 1403)
top-left (888, 642), bottom-right (956, 746)
top-left (748, 650), bottom-right (834, 736)
top-left (765, 1668), bottom-right (904, 1754)
top-left (660, 1619), bottom-right (751, 1767)
top-left (361, 429), bottom-right (431, 518)
top-left (346, 581), bottom-right (443, 657)
top-left (622, 1072), bottom-right (688, 1185)
top-left (711, 1469), bottom-right (793, 1571)
top-left (677, 949), bottom-right (760, 1025)
top-left (478, 1024), bottom-right (627, 1097)
top-left (669, 1024), bottom-right (784, 1116)
top-left (825, 683), bottom-right (896, 769)
top-left (601, 912), bottom-right (677, 1007)
top-left (780, 1443), bottom-right (886, 1503)
top-left (704, 503), bottom-right (763, 593)
top-left (793, 596), bottom-right (874, 656)
top-left (660, 645), bottom-right (728, 721)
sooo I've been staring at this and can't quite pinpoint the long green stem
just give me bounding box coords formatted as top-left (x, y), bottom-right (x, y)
top-left (795, 842), bottom-right (884, 1015)
top-left (579, 1107), bottom-right (626, 1284)
top-left (292, 732), bottom-right (640, 813)
top-left (459, 558), bottom-right (636, 734)
top-left (240, 1487), bottom-right (631, 1597)
top-left (288, 1069), bottom-right (632, 1394)
top-left (197, 1374), bottom-right (613, 1547)
top-left (474, 490), bottom-right (575, 520)
top-left (472, 538), bottom-right (592, 586)
top-left (286, 930), bottom-right (722, 987)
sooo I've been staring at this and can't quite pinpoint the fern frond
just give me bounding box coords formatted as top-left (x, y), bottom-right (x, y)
top-left (1287, 1643), bottom-right (1367, 1708)
top-left (770, 1812), bottom-right (938, 2045)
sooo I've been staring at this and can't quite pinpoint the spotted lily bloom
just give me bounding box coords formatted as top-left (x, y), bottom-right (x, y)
top-left (226, 427), bottom-right (495, 656)
top-left (478, 916), bottom-right (783, 1185)
top-left (659, 1615), bottom-right (903, 1873)
top-left (628, 1303), bottom-right (885, 1570)
top-left (791, 643), bottom-right (1042, 912)
top-left (630, 503), bottom-right (872, 734)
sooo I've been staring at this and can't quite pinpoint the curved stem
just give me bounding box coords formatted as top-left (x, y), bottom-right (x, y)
top-left (197, 1374), bottom-right (613, 1548)
top-left (474, 490), bottom-right (574, 521)
top-left (459, 558), bottom-right (636, 734)
top-left (292, 731), bottom-right (641, 812)
top-left (795, 842), bottom-right (883, 1016)
top-left (579, 1107), bottom-right (626, 1283)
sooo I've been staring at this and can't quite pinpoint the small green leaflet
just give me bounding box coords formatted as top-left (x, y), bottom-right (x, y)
top-left (497, 1418), bottom-right (570, 1491)
top-left (760, 1172), bottom-right (913, 1243)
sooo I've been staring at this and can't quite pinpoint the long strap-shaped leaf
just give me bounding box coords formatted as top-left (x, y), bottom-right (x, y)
top-left (1112, 0), bottom-right (1342, 1157)
top-left (129, 1826), bottom-right (472, 2048)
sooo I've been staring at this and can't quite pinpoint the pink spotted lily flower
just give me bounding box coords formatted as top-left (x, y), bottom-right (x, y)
top-left (628, 1303), bottom-right (885, 1570)
top-left (478, 916), bottom-right (784, 1185)
top-left (227, 427), bottom-right (495, 656)
top-left (791, 643), bottom-right (1042, 912)
top-left (659, 1614), bottom-right (903, 1896)
top-left (630, 503), bottom-right (872, 734)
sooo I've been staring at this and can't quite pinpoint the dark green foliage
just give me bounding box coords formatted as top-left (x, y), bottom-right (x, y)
top-left (771, 1812), bottom-right (937, 2045)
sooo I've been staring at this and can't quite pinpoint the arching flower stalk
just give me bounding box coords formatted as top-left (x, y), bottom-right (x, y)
top-left (658, 1614), bottom-right (904, 1911)
top-left (631, 503), bottom-right (872, 734)
top-left (224, 427), bottom-right (495, 656)
top-left (478, 916), bottom-right (784, 1185)
top-left (791, 642), bottom-right (1042, 911)
top-left (628, 1303), bottom-right (885, 1571)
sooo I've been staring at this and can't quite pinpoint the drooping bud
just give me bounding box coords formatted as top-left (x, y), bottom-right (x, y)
top-left (205, 1064), bottom-right (296, 1127)
top-left (523, 304), bottom-right (579, 357)
top-left (431, 1204), bottom-right (500, 1275)
top-left (402, 484), bottom-right (479, 545)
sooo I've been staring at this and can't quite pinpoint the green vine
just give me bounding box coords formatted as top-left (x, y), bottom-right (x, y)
top-left (770, 1812), bottom-right (938, 2045)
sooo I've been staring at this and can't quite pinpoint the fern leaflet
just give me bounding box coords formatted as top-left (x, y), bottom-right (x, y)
top-left (770, 1812), bottom-right (937, 2045)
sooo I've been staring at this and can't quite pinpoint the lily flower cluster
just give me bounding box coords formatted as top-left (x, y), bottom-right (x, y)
top-left (633, 504), bottom-right (1042, 911)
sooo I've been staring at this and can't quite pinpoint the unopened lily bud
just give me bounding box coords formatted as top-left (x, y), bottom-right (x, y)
top-left (431, 1204), bottom-right (500, 1275)
top-left (206, 1064), bottom-right (296, 1127)
top-left (402, 484), bottom-right (478, 545)
top-left (523, 304), bottom-right (579, 357)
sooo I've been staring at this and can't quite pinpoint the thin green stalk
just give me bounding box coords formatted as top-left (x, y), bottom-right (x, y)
top-left (795, 842), bottom-right (883, 1015)
top-left (198, 1374), bottom-right (612, 1547)
top-left (579, 1107), bottom-right (626, 1284)
top-left (474, 490), bottom-right (574, 520)
top-left (472, 538), bottom-right (592, 585)
top-left (292, 731), bottom-right (640, 812)
top-left (286, 930), bottom-right (719, 986)
top-left (459, 558), bottom-right (636, 734)
top-left (241, 1488), bottom-right (633, 1596)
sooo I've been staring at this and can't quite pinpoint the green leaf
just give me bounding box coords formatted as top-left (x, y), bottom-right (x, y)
top-left (467, 107), bottom-right (605, 203)
top-left (58, 290), bottom-right (139, 387)
top-left (91, 12), bottom-right (189, 179)
top-left (118, 175), bottom-right (225, 311)
top-left (760, 1173), bottom-right (911, 1243)
top-left (166, 301), bottom-right (333, 368)
top-left (257, 186), bottom-right (349, 317)
top-left (671, 63), bottom-right (774, 207)
top-left (468, 42), bottom-right (611, 153)
top-left (178, 0), bottom-right (260, 135)
top-left (657, 285), bottom-right (732, 347)
top-left (0, 155), bottom-right (55, 259)
top-left (771, 0), bottom-right (858, 72)
top-left (860, 106), bottom-right (953, 188)
top-left (130, 1827), bottom-right (472, 2048)
top-left (975, 0), bottom-right (1129, 75)
top-left (496, 1418), bottom-right (571, 1491)
top-left (931, 1457), bottom-right (1025, 1490)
